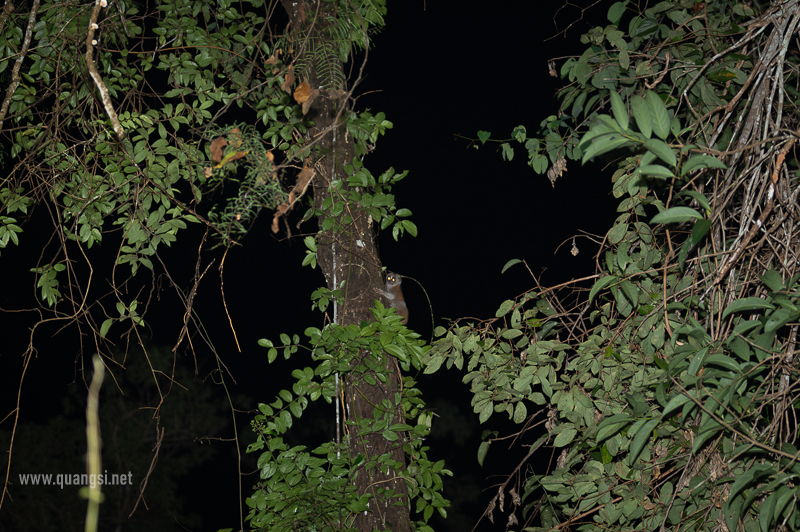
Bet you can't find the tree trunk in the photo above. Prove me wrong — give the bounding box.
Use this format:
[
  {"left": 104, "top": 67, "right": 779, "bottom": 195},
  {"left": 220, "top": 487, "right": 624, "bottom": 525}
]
[{"left": 280, "top": 2, "right": 411, "bottom": 531}]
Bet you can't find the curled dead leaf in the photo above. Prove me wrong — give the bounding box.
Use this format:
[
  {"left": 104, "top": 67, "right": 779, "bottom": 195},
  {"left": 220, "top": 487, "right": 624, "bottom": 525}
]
[
  {"left": 281, "top": 64, "right": 295, "bottom": 94},
  {"left": 265, "top": 50, "right": 280, "bottom": 66},
  {"left": 203, "top": 167, "right": 213, "bottom": 178},
  {"left": 547, "top": 157, "right": 568, "bottom": 187},
  {"left": 301, "top": 89, "right": 320, "bottom": 115},
  {"left": 272, "top": 203, "right": 290, "bottom": 233}
]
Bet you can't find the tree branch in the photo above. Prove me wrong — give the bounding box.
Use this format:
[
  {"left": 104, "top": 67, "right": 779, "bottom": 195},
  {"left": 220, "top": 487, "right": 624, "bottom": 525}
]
[
  {"left": 85, "top": 0, "right": 124, "bottom": 141},
  {"left": 0, "top": 0, "right": 40, "bottom": 131}
]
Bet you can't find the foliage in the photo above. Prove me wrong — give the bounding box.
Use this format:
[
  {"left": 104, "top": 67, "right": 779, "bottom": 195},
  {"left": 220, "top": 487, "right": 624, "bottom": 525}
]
[
  {"left": 246, "top": 304, "right": 449, "bottom": 531},
  {"left": 1, "top": 0, "right": 421, "bottom": 529},
  {"left": 441, "top": 0, "right": 800, "bottom": 530}
]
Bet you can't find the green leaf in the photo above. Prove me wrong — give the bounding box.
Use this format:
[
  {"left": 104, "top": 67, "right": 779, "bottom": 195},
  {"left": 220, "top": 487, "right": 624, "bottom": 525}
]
[
  {"left": 609, "top": 91, "right": 629, "bottom": 131},
  {"left": 722, "top": 297, "right": 775, "bottom": 319},
  {"left": 650, "top": 206, "right": 703, "bottom": 224},
  {"left": 513, "top": 402, "right": 527, "bottom": 423},
  {"left": 477, "top": 441, "right": 490, "bottom": 466},
  {"left": 679, "top": 190, "right": 712, "bottom": 215},
  {"left": 553, "top": 427, "right": 577, "bottom": 447},
  {"left": 691, "top": 219, "right": 711, "bottom": 246},
  {"left": 478, "top": 400, "right": 493, "bottom": 423},
  {"left": 645, "top": 91, "right": 670, "bottom": 139},
  {"left": 496, "top": 299, "right": 514, "bottom": 317},
  {"left": 725, "top": 465, "right": 775, "bottom": 532},
  {"left": 501, "top": 259, "right": 522, "bottom": 273},
  {"left": 589, "top": 275, "right": 616, "bottom": 303},
  {"left": 643, "top": 138, "right": 676, "bottom": 166},
  {"left": 631, "top": 95, "right": 652, "bottom": 138},
  {"left": 638, "top": 164, "right": 673, "bottom": 178},
  {"left": 581, "top": 130, "right": 633, "bottom": 163},
  {"left": 760, "top": 270, "right": 783, "bottom": 291},
  {"left": 596, "top": 414, "right": 633, "bottom": 442},
  {"left": 100, "top": 318, "right": 113, "bottom": 338},
  {"left": 607, "top": 1, "right": 627, "bottom": 25},
  {"left": 681, "top": 154, "right": 727, "bottom": 176},
  {"left": 662, "top": 391, "right": 695, "bottom": 418},
  {"left": 628, "top": 418, "right": 659, "bottom": 465},
  {"left": 477, "top": 130, "right": 491, "bottom": 144}
]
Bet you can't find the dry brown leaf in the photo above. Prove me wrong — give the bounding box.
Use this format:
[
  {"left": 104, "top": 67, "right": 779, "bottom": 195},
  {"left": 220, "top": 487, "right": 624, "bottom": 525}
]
[
  {"left": 548, "top": 60, "right": 557, "bottom": 77},
  {"left": 281, "top": 64, "right": 295, "bottom": 94},
  {"left": 203, "top": 167, "right": 213, "bottom": 178},
  {"left": 210, "top": 137, "right": 227, "bottom": 163},
  {"left": 301, "top": 89, "right": 319, "bottom": 115},
  {"left": 486, "top": 495, "right": 496, "bottom": 524},
  {"left": 547, "top": 156, "right": 568, "bottom": 187},
  {"left": 228, "top": 127, "right": 243, "bottom": 147},
  {"left": 272, "top": 203, "right": 290, "bottom": 233},
  {"left": 294, "top": 163, "right": 315, "bottom": 193},
  {"left": 294, "top": 80, "right": 310, "bottom": 103},
  {"left": 509, "top": 487, "right": 521, "bottom": 506}
]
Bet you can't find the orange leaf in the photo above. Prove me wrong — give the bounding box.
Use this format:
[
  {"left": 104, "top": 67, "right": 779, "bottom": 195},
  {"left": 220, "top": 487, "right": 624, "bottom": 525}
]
[
  {"left": 294, "top": 81, "right": 310, "bottom": 103},
  {"left": 210, "top": 137, "right": 227, "bottom": 163}
]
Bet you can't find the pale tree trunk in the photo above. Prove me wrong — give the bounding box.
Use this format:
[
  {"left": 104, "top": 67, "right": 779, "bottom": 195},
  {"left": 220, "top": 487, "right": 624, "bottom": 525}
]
[{"left": 280, "top": 2, "right": 412, "bottom": 531}]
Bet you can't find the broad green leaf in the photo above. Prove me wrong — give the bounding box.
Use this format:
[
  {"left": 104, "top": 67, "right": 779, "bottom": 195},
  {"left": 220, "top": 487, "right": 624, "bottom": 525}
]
[
  {"left": 596, "top": 414, "right": 633, "bottom": 441},
  {"left": 477, "top": 441, "right": 490, "bottom": 466},
  {"left": 643, "top": 138, "right": 676, "bottom": 166},
  {"left": 638, "top": 164, "right": 673, "bottom": 178},
  {"left": 650, "top": 206, "right": 703, "bottom": 224},
  {"left": 607, "top": 1, "right": 627, "bottom": 25},
  {"left": 477, "top": 130, "right": 490, "bottom": 144},
  {"left": 496, "top": 299, "right": 514, "bottom": 317},
  {"left": 589, "top": 275, "right": 616, "bottom": 303},
  {"left": 609, "top": 91, "right": 629, "bottom": 131},
  {"left": 645, "top": 91, "right": 670, "bottom": 139},
  {"left": 680, "top": 190, "right": 712, "bottom": 215},
  {"left": 722, "top": 297, "right": 775, "bottom": 319},
  {"left": 725, "top": 465, "right": 775, "bottom": 532},
  {"left": 628, "top": 418, "right": 659, "bottom": 465},
  {"left": 582, "top": 132, "right": 633, "bottom": 163},
  {"left": 760, "top": 270, "right": 783, "bottom": 291},
  {"left": 513, "top": 401, "right": 527, "bottom": 423},
  {"left": 100, "top": 318, "right": 112, "bottom": 338},
  {"left": 681, "top": 154, "right": 727, "bottom": 176},
  {"left": 662, "top": 391, "right": 695, "bottom": 418},
  {"left": 554, "top": 427, "right": 577, "bottom": 447},
  {"left": 691, "top": 218, "right": 711, "bottom": 246},
  {"left": 631, "top": 95, "right": 652, "bottom": 138}
]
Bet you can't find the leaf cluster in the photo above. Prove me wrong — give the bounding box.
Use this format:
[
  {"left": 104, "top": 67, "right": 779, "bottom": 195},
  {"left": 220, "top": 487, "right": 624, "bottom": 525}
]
[
  {"left": 247, "top": 304, "right": 450, "bottom": 531},
  {"left": 437, "top": 0, "right": 800, "bottom": 530}
]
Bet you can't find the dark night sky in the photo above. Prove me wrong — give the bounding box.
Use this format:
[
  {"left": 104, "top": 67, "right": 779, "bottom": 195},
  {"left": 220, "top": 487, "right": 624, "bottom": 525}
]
[{"left": 1, "top": 1, "right": 616, "bottom": 531}]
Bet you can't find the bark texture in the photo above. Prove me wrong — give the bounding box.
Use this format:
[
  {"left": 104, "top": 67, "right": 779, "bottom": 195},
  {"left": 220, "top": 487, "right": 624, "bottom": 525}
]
[{"left": 280, "top": 2, "right": 411, "bottom": 530}]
